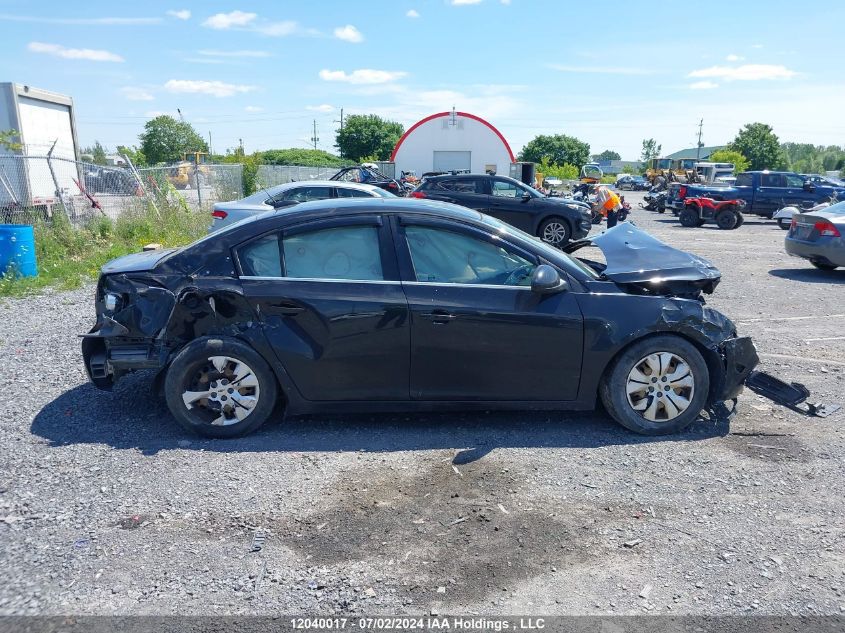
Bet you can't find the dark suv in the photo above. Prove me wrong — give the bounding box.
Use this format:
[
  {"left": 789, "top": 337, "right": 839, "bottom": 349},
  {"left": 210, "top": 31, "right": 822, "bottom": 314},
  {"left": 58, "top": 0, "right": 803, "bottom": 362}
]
[{"left": 411, "top": 174, "right": 592, "bottom": 246}]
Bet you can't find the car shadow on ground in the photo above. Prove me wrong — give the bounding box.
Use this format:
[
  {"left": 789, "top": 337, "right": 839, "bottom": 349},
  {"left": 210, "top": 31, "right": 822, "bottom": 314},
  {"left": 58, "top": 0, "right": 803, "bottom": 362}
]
[
  {"left": 769, "top": 267, "right": 845, "bottom": 284},
  {"left": 31, "top": 372, "right": 731, "bottom": 460},
  {"left": 649, "top": 217, "right": 779, "bottom": 229}
]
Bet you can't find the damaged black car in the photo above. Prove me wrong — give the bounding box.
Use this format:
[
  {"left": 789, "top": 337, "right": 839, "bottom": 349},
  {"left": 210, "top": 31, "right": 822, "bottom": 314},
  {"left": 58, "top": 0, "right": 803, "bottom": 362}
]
[{"left": 83, "top": 198, "right": 766, "bottom": 438}]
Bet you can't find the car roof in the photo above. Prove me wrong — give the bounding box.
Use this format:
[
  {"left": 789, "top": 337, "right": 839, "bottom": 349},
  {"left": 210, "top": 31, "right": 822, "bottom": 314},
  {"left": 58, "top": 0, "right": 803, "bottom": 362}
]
[
  {"left": 424, "top": 173, "right": 514, "bottom": 182},
  {"left": 266, "top": 180, "right": 381, "bottom": 191}
]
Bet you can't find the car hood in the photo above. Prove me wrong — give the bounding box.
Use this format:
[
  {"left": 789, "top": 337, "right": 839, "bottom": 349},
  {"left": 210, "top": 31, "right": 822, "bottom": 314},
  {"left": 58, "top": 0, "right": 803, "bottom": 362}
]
[
  {"left": 563, "top": 223, "right": 721, "bottom": 295},
  {"left": 101, "top": 248, "right": 179, "bottom": 274},
  {"left": 546, "top": 196, "right": 590, "bottom": 209}
]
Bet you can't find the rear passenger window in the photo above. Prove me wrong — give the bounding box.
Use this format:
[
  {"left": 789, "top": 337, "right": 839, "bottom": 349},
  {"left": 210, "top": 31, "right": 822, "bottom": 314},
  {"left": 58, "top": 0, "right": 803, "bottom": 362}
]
[
  {"left": 336, "top": 187, "right": 373, "bottom": 198},
  {"left": 761, "top": 174, "right": 785, "bottom": 187},
  {"left": 432, "top": 178, "right": 480, "bottom": 193},
  {"left": 734, "top": 173, "right": 753, "bottom": 187},
  {"left": 283, "top": 226, "right": 384, "bottom": 281},
  {"left": 239, "top": 233, "right": 282, "bottom": 277}
]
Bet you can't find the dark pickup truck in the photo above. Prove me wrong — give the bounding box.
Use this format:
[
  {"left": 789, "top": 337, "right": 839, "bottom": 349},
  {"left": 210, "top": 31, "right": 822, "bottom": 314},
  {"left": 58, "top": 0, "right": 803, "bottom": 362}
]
[{"left": 667, "top": 171, "right": 845, "bottom": 218}]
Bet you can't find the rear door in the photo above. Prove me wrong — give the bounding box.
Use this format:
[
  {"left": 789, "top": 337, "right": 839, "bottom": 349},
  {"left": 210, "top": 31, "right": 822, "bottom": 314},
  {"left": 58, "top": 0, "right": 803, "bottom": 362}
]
[
  {"left": 422, "top": 177, "right": 490, "bottom": 212},
  {"left": 236, "top": 215, "right": 410, "bottom": 401}
]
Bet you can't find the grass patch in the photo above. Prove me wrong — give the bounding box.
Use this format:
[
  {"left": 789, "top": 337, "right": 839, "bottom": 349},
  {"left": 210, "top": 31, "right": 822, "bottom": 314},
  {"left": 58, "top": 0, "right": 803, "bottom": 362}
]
[{"left": 0, "top": 202, "right": 208, "bottom": 297}]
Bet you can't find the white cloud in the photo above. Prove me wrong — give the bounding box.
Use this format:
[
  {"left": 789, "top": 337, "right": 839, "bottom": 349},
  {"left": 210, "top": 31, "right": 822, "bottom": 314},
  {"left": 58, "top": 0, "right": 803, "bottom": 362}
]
[
  {"left": 244, "top": 105, "right": 264, "bottom": 112},
  {"left": 548, "top": 64, "right": 653, "bottom": 75},
  {"left": 451, "top": 0, "right": 483, "bottom": 4},
  {"left": 688, "top": 64, "right": 796, "bottom": 81},
  {"left": 121, "top": 86, "right": 155, "bottom": 101},
  {"left": 198, "top": 49, "right": 271, "bottom": 58},
  {"left": 501, "top": 0, "right": 511, "bottom": 4},
  {"left": 202, "top": 10, "right": 256, "bottom": 29},
  {"left": 307, "top": 104, "right": 335, "bottom": 113},
  {"left": 751, "top": 44, "right": 764, "bottom": 49},
  {"left": 255, "top": 20, "right": 302, "bottom": 36},
  {"left": 164, "top": 79, "right": 256, "bottom": 97},
  {"left": 689, "top": 81, "right": 718, "bottom": 90},
  {"left": 319, "top": 69, "right": 407, "bottom": 84},
  {"left": 334, "top": 24, "right": 363, "bottom": 43},
  {"left": 406, "top": 9, "right": 420, "bottom": 17},
  {"left": 167, "top": 9, "right": 190, "bottom": 20},
  {"left": 0, "top": 14, "right": 160, "bottom": 25},
  {"left": 27, "top": 41, "right": 124, "bottom": 62},
  {"left": 725, "top": 54, "right": 744, "bottom": 62}
]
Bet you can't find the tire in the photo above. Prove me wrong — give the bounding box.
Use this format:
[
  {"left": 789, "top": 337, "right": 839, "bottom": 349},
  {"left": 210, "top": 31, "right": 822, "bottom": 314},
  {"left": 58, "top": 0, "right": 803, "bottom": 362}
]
[
  {"left": 734, "top": 212, "right": 745, "bottom": 228},
  {"left": 599, "top": 335, "right": 710, "bottom": 435},
  {"left": 715, "top": 209, "right": 739, "bottom": 230},
  {"left": 538, "top": 216, "right": 572, "bottom": 247},
  {"left": 679, "top": 207, "right": 700, "bottom": 227},
  {"left": 811, "top": 261, "right": 838, "bottom": 271},
  {"left": 164, "top": 336, "right": 278, "bottom": 438},
  {"left": 777, "top": 218, "right": 791, "bottom": 230}
]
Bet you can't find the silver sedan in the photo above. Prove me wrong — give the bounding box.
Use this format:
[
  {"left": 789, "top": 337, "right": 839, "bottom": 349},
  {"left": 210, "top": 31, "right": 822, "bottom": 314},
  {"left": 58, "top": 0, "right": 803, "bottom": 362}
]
[{"left": 209, "top": 180, "right": 396, "bottom": 232}]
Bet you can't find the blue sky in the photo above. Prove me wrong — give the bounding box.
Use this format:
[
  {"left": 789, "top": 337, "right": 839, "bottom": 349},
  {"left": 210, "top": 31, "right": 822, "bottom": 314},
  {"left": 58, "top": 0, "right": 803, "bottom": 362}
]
[{"left": 1, "top": 0, "right": 843, "bottom": 160}]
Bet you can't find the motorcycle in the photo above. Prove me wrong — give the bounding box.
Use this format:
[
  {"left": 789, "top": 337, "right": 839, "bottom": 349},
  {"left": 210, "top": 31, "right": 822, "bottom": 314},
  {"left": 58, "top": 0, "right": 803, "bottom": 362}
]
[
  {"left": 640, "top": 187, "right": 667, "bottom": 213},
  {"left": 772, "top": 192, "right": 839, "bottom": 230}
]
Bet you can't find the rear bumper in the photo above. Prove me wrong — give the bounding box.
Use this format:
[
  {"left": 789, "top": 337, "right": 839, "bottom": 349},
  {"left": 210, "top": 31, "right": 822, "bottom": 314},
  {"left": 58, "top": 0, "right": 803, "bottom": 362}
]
[
  {"left": 81, "top": 330, "right": 166, "bottom": 390},
  {"left": 784, "top": 237, "right": 845, "bottom": 266}
]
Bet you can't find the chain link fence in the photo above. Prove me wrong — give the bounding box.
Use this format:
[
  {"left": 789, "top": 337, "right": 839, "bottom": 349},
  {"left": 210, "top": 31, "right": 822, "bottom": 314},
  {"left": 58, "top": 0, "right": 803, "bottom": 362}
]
[
  {"left": 0, "top": 154, "right": 245, "bottom": 224},
  {"left": 256, "top": 165, "right": 341, "bottom": 188}
]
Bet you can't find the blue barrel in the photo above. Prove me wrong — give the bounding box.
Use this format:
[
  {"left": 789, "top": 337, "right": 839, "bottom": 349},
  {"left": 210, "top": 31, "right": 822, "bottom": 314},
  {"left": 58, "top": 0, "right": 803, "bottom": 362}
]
[{"left": 0, "top": 225, "right": 38, "bottom": 278}]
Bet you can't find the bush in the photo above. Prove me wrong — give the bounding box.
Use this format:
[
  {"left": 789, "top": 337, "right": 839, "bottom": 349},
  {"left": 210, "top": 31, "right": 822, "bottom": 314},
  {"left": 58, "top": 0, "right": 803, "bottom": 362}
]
[{"left": 0, "top": 200, "right": 208, "bottom": 297}]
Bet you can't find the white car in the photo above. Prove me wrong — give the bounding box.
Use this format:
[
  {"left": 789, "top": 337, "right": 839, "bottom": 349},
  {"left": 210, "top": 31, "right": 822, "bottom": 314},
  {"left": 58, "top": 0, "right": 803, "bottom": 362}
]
[
  {"left": 209, "top": 180, "right": 396, "bottom": 232},
  {"left": 773, "top": 195, "right": 839, "bottom": 230}
]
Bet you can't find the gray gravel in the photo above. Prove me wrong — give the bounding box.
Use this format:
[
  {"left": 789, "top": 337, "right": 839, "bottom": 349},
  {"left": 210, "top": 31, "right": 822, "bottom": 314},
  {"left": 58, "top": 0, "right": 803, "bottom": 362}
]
[{"left": 1, "top": 194, "right": 844, "bottom": 616}]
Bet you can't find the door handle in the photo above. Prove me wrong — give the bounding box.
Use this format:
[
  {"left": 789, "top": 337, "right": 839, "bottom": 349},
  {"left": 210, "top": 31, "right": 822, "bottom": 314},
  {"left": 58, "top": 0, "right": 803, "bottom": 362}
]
[
  {"left": 421, "top": 310, "right": 457, "bottom": 324},
  {"left": 267, "top": 300, "right": 305, "bottom": 316}
]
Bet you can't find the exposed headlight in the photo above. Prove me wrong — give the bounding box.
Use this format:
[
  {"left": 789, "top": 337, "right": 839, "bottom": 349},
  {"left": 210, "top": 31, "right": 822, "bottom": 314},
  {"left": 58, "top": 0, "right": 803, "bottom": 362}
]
[{"left": 104, "top": 293, "right": 120, "bottom": 312}]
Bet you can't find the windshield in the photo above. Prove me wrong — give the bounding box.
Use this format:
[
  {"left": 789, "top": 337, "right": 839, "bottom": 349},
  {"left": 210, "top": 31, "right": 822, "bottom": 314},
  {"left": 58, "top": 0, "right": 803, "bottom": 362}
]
[{"left": 479, "top": 214, "right": 599, "bottom": 279}]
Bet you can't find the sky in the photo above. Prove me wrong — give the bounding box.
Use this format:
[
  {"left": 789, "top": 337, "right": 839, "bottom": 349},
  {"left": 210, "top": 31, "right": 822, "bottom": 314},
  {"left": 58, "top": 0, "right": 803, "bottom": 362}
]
[{"left": 0, "top": 0, "right": 843, "bottom": 161}]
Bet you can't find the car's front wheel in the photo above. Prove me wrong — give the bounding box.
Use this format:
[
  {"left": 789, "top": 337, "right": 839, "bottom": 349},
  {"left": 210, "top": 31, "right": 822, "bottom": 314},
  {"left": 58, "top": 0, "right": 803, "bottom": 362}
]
[
  {"left": 777, "top": 218, "right": 791, "bottom": 230},
  {"left": 538, "top": 217, "right": 571, "bottom": 247},
  {"left": 600, "top": 335, "right": 710, "bottom": 435},
  {"left": 164, "top": 337, "right": 278, "bottom": 438}
]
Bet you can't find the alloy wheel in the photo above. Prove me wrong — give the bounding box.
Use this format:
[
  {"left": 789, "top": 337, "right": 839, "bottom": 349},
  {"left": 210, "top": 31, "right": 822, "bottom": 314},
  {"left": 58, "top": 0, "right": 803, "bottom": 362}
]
[
  {"left": 542, "top": 221, "right": 568, "bottom": 245},
  {"left": 625, "top": 352, "right": 695, "bottom": 422},
  {"left": 181, "top": 356, "right": 260, "bottom": 426}
]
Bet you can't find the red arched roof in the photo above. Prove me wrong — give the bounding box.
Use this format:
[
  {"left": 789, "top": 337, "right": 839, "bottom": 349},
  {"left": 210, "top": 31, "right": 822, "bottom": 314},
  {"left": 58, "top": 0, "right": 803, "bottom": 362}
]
[{"left": 390, "top": 111, "right": 515, "bottom": 163}]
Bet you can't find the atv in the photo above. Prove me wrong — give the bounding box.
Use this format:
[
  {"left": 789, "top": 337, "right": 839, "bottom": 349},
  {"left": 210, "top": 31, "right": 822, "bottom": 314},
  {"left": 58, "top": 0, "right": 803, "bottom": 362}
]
[{"left": 679, "top": 197, "right": 746, "bottom": 230}]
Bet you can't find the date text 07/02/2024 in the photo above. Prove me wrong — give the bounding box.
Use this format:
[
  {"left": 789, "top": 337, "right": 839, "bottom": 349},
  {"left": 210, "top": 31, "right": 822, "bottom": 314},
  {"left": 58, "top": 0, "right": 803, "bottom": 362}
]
[{"left": 289, "top": 617, "right": 547, "bottom": 630}]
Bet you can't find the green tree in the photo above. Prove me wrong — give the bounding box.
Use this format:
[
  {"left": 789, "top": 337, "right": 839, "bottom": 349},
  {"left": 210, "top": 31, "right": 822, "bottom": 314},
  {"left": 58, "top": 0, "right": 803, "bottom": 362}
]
[
  {"left": 139, "top": 115, "right": 208, "bottom": 165},
  {"left": 259, "top": 148, "right": 347, "bottom": 167},
  {"left": 335, "top": 114, "right": 404, "bottom": 162},
  {"left": 116, "top": 144, "right": 147, "bottom": 167},
  {"left": 0, "top": 129, "right": 22, "bottom": 152},
  {"left": 537, "top": 157, "right": 579, "bottom": 181},
  {"left": 708, "top": 149, "right": 750, "bottom": 174},
  {"left": 83, "top": 141, "right": 108, "bottom": 165},
  {"left": 640, "top": 138, "right": 661, "bottom": 162},
  {"left": 727, "top": 123, "right": 784, "bottom": 171},
  {"left": 519, "top": 134, "right": 590, "bottom": 167},
  {"left": 594, "top": 149, "right": 621, "bottom": 161}
]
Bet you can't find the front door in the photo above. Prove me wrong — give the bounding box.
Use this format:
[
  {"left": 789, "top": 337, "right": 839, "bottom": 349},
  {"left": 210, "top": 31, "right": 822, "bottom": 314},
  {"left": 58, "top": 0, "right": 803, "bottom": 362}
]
[
  {"left": 393, "top": 217, "right": 584, "bottom": 401},
  {"left": 236, "top": 216, "right": 410, "bottom": 401},
  {"left": 487, "top": 177, "right": 536, "bottom": 233}
]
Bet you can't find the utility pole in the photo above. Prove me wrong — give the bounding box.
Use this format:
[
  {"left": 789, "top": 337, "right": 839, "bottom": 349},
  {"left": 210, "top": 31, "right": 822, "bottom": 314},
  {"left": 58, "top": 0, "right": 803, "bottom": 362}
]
[
  {"left": 696, "top": 119, "right": 704, "bottom": 159},
  {"left": 208, "top": 131, "right": 212, "bottom": 155},
  {"left": 334, "top": 108, "right": 344, "bottom": 157},
  {"left": 311, "top": 120, "right": 319, "bottom": 150},
  {"left": 239, "top": 138, "right": 244, "bottom": 155}
]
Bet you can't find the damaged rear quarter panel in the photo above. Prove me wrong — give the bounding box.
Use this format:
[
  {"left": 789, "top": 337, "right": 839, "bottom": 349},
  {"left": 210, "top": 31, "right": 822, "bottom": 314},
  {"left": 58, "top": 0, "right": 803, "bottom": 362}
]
[{"left": 574, "top": 285, "right": 737, "bottom": 405}]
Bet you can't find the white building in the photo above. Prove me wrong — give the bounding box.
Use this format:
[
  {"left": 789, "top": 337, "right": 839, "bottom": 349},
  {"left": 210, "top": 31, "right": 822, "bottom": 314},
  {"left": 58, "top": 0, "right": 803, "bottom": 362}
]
[{"left": 391, "top": 109, "right": 515, "bottom": 177}]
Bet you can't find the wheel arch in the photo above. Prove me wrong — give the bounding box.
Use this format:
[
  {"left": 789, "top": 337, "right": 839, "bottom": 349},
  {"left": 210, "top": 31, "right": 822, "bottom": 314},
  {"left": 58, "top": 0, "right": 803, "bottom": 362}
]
[{"left": 597, "top": 330, "right": 725, "bottom": 406}]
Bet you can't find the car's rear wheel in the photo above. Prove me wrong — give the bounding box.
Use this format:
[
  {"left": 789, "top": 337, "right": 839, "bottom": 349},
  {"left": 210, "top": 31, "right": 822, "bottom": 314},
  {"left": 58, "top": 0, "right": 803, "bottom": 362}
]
[
  {"left": 777, "top": 218, "right": 791, "bottom": 230},
  {"left": 600, "top": 335, "right": 709, "bottom": 435},
  {"left": 734, "top": 212, "right": 745, "bottom": 228},
  {"left": 715, "top": 209, "right": 739, "bottom": 230},
  {"left": 165, "top": 337, "right": 278, "bottom": 438},
  {"left": 678, "top": 207, "right": 700, "bottom": 227},
  {"left": 811, "top": 260, "right": 838, "bottom": 271},
  {"left": 538, "top": 217, "right": 572, "bottom": 247}
]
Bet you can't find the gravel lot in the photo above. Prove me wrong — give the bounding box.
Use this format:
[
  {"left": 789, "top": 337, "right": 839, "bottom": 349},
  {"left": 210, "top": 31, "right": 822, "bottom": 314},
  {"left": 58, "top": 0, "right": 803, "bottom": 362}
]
[{"left": 1, "top": 192, "right": 843, "bottom": 617}]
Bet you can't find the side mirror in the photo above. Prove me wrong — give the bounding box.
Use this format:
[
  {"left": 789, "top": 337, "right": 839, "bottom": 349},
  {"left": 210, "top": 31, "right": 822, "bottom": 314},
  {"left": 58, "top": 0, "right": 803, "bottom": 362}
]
[
  {"left": 530, "top": 264, "right": 568, "bottom": 294},
  {"left": 803, "top": 181, "right": 815, "bottom": 192},
  {"left": 521, "top": 192, "right": 532, "bottom": 202}
]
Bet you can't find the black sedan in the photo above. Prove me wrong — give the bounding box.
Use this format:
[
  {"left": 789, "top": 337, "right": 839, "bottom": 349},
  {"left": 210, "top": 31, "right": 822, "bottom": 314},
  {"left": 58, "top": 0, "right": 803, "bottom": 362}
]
[{"left": 83, "top": 198, "right": 762, "bottom": 438}]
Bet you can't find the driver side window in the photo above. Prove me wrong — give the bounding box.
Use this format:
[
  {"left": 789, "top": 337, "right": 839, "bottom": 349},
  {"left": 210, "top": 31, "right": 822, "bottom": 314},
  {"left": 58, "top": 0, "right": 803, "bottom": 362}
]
[
  {"left": 491, "top": 179, "right": 521, "bottom": 198},
  {"left": 404, "top": 226, "right": 535, "bottom": 286}
]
